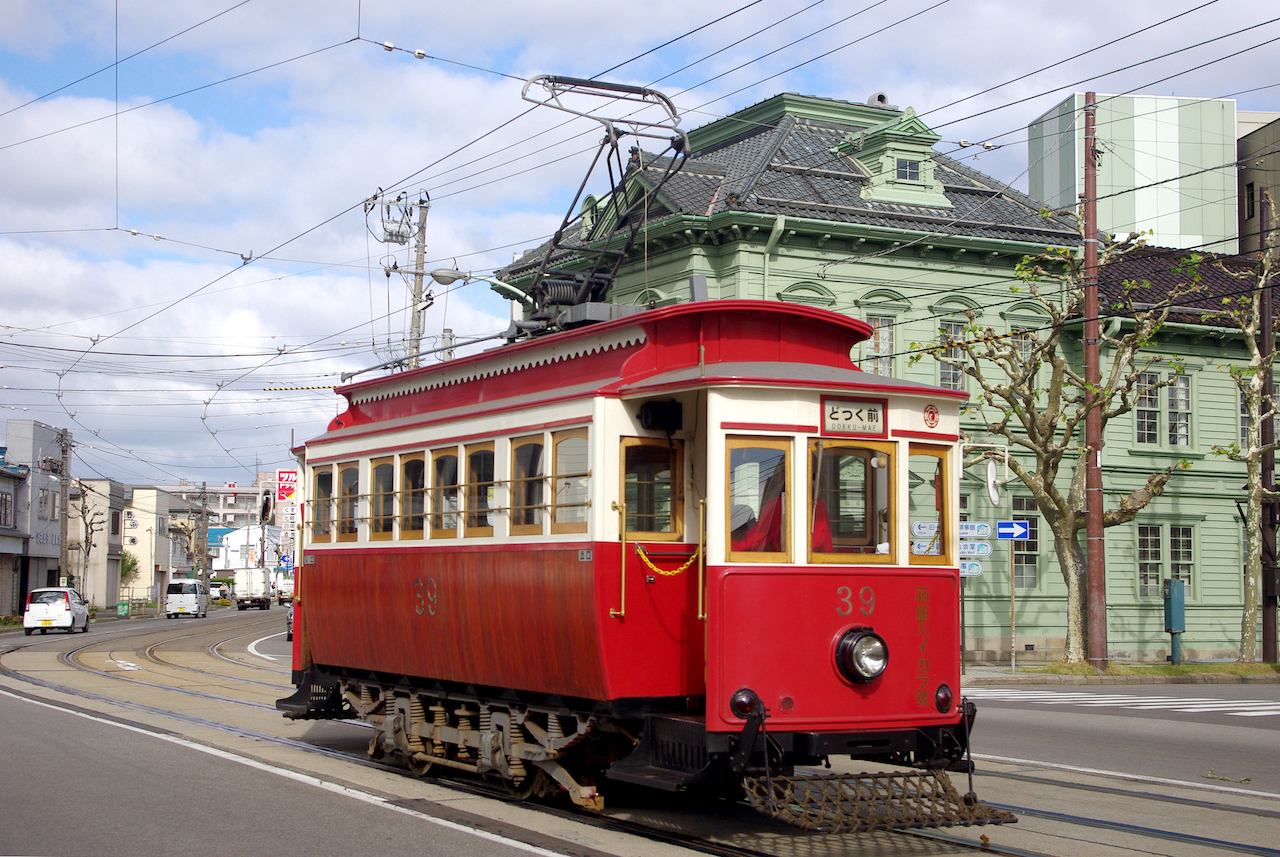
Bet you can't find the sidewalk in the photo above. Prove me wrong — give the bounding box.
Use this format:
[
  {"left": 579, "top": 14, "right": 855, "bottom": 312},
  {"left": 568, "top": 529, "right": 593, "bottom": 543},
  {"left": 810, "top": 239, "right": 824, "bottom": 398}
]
[{"left": 961, "top": 663, "right": 1280, "bottom": 685}]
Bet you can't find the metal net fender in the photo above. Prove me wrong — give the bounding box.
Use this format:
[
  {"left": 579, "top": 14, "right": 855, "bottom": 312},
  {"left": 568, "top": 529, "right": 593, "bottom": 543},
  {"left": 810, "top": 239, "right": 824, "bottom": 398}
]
[{"left": 743, "top": 770, "right": 1017, "bottom": 834}]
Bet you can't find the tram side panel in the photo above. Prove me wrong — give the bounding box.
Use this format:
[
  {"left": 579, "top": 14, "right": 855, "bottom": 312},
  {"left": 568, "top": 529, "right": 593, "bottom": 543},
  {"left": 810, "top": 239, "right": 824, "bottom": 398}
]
[{"left": 305, "top": 545, "right": 610, "bottom": 701}]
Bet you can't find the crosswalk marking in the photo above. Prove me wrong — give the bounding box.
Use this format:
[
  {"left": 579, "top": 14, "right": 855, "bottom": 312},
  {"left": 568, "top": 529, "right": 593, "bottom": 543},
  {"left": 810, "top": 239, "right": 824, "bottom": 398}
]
[{"left": 963, "top": 688, "right": 1280, "bottom": 718}]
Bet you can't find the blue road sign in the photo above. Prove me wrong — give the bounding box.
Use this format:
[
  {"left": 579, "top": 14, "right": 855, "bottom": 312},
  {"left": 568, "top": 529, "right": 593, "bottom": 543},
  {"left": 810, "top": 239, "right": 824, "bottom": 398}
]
[{"left": 996, "top": 520, "right": 1029, "bottom": 540}]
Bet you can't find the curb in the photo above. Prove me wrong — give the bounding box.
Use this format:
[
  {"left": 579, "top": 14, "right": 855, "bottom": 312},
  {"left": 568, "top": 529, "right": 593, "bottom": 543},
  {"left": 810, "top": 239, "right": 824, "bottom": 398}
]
[{"left": 962, "top": 672, "right": 1280, "bottom": 686}]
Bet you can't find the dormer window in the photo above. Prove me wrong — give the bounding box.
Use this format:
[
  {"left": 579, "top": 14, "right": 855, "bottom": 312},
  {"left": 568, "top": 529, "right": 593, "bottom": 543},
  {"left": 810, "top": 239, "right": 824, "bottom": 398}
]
[{"left": 896, "top": 159, "right": 920, "bottom": 181}]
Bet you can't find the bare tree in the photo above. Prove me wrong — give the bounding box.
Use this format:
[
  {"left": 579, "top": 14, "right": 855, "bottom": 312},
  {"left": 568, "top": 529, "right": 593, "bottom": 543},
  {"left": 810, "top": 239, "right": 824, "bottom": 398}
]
[
  {"left": 1200, "top": 239, "right": 1279, "bottom": 661},
  {"left": 918, "top": 232, "right": 1202, "bottom": 662},
  {"left": 72, "top": 481, "right": 104, "bottom": 600}
]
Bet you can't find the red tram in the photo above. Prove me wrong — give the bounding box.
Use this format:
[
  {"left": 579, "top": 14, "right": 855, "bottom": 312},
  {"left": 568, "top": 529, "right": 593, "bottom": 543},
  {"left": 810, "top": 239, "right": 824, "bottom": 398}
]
[{"left": 280, "top": 298, "right": 995, "bottom": 826}]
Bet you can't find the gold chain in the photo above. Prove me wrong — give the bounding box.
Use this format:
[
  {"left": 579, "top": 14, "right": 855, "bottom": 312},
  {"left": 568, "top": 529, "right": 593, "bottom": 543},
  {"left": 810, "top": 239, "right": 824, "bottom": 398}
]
[{"left": 635, "top": 546, "right": 699, "bottom": 576}]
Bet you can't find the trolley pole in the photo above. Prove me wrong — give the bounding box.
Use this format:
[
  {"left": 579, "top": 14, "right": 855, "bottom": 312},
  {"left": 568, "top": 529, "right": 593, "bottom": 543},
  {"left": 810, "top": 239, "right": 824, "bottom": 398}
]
[{"left": 1083, "top": 93, "right": 1108, "bottom": 669}]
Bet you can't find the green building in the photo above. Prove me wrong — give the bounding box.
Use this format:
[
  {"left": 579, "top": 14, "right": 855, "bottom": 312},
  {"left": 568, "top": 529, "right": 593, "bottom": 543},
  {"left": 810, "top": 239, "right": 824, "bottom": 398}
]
[{"left": 502, "top": 92, "right": 1268, "bottom": 663}]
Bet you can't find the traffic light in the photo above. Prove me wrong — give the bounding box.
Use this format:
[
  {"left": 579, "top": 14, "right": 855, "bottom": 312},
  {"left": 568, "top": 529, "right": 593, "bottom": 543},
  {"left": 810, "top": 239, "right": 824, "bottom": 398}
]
[{"left": 260, "top": 489, "right": 273, "bottom": 523}]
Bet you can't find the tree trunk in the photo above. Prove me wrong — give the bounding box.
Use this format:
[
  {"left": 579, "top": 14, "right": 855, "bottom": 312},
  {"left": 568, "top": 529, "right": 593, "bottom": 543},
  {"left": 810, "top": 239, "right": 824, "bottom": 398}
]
[
  {"left": 1052, "top": 526, "right": 1089, "bottom": 663},
  {"left": 1241, "top": 458, "right": 1262, "bottom": 662}
]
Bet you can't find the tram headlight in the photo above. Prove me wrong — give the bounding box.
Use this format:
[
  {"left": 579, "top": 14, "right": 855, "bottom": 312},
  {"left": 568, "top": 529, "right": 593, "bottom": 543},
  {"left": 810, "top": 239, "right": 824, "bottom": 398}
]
[{"left": 835, "top": 628, "right": 888, "bottom": 683}]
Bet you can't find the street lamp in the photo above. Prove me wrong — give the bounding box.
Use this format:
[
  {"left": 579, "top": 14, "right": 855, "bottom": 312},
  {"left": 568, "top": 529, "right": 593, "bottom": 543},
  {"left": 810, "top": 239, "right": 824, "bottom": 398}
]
[{"left": 430, "top": 269, "right": 534, "bottom": 307}]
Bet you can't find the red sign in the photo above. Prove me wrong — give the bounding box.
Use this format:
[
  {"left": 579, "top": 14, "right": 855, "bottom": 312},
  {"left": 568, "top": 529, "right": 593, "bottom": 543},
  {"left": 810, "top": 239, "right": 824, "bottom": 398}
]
[{"left": 277, "top": 470, "right": 298, "bottom": 502}]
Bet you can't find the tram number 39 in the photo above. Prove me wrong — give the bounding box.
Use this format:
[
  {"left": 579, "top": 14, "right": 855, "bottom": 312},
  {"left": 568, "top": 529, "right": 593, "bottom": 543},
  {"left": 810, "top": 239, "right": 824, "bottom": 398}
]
[
  {"left": 414, "top": 577, "right": 438, "bottom": 617},
  {"left": 837, "top": 585, "right": 875, "bottom": 617}
]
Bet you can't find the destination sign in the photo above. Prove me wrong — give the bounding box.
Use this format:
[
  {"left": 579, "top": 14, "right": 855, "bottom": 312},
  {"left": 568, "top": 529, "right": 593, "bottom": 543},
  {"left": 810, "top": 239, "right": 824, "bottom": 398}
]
[{"left": 823, "top": 399, "right": 886, "bottom": 436}]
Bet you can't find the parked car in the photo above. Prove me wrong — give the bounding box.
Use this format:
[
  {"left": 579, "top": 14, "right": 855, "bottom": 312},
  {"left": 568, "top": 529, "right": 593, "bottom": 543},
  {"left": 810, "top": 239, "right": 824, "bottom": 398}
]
[
  {"left": 286, "top": 603, "right": 294, "bottom": 642},
  {"left": 23, "top": 588, "right": 90, "bottom": 635}
]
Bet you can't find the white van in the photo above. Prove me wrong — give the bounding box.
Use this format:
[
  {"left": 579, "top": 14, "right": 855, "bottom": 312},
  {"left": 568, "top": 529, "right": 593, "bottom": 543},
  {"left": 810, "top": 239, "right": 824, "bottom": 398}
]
[{"left": 165, "top": 580, "right": 208, "bottom": 618}]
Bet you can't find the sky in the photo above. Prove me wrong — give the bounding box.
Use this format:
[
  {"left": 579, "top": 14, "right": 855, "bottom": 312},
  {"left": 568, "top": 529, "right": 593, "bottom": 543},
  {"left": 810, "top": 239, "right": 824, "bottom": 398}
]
[{"left": 1, "top": 0, "right": 1278, "bottom": 488}]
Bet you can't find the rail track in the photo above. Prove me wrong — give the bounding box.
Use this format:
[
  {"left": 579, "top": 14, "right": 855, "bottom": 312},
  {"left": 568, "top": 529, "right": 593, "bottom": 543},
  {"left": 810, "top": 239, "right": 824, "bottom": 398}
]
[{"left": 2, "top": 613, "right": 1277, "bottom": 857}]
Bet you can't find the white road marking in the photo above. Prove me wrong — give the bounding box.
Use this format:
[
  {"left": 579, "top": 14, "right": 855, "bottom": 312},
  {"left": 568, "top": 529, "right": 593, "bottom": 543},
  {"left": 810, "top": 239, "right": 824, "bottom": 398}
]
[
  {"left": 972, "top": 752, "right": 1279, "bottom": 801},
  {"left": 965, "top": 687, "right": 1280, "bottom": 717},
  {"left": 111, "top": 660, "right": 139, "bottom": 671},
  {"left": 0, "top": 688, "right": 572, "bottom": 857},
  {"left": 246, "top": 633, "right": 286, "bottom": 662}
]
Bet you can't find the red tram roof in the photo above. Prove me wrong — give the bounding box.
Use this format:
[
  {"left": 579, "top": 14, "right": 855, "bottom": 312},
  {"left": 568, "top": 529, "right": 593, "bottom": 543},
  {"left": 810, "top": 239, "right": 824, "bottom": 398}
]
[{"left": 316, "top": 300, "right": 964, "bottom": 439}]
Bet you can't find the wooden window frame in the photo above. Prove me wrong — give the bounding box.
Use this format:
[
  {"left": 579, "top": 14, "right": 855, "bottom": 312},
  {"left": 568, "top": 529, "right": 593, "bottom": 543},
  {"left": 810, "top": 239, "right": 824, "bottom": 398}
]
[
  {"left": 337, "top": 461, "right": 359, "bottom": 543},
  {"left": 807, "top": 438, "right": 896, "bottom": 565},
  {"left": 906, "top": 443, "right": 948, "bottom": 566},
  {"left": 510, "top": 435, "right": 545, "bottom": 536},
  {"left": 620, "top": 437, "right": 683, "bottom": 541},
  {"left": 551, "top": 428, "right": 590, "bottom": 535},
  {"left": 399, "top": 453, "right": 426, "bottom": 540},
  {"left": 311, "top": 465, "right": 333, "bottom": 543},
  {"left": 370, "top": 456, "right": 395, "bottom": 541},
  {"left": 430, "top": 447, "right": 459, "bottom": 539},
  {"left": 726, "top": 436, "right": 791, "bottom": 563},
  {"left": 464, "top": 441, "right": 496, "bottom": 538}
]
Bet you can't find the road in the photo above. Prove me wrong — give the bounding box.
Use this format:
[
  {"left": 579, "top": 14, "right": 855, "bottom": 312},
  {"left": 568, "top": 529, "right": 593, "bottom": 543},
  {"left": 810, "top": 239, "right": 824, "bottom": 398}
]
[
  {"left": 1, "top": 611, "right": 1278, "bottom": 857},
  {"left": 965, "top": 683, "right": 1280, "bottom": 793}
]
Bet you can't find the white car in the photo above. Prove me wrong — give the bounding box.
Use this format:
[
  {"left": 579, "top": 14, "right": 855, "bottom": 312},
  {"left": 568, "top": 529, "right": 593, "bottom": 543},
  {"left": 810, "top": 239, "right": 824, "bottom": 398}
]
[{"left": 23, "top": 588, "right": 90, "bottom": 636}]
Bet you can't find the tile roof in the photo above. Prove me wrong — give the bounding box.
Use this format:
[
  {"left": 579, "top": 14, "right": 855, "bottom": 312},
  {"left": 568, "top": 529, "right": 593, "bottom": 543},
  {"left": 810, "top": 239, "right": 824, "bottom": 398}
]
[
  {"left": 500, "top": 94, "right": 1080, "bottom": 280},
  {"left": 1097, "top": 246, "right": 1272, "bottom": 326}
]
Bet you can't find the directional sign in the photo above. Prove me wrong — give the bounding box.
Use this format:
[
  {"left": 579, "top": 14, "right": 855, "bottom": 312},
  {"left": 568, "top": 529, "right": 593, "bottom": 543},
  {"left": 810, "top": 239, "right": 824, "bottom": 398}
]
[
  {"left": 959, "top": 521, "right": 992, "bottom": 539},
  {"left": 911, "top": 521, "right": 939, "bottom": 538},
  {"left": 960, "top": 560, "right": 983, "bottom": 577},
  {"left": 996, "top": 520, "right": 1030, "bottom": 540},
  {"left": 959, "top": 541, "right": 992, "bottom": 558},
  {"left": 911, "top": 540, "right": 942, "bottom": 556}
]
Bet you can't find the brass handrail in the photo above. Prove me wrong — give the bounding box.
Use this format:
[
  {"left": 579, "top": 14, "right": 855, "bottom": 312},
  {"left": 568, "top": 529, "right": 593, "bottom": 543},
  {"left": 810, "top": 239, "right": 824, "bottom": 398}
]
[{"left": 609, "top": 501, "right": 626, "bottom": 619}]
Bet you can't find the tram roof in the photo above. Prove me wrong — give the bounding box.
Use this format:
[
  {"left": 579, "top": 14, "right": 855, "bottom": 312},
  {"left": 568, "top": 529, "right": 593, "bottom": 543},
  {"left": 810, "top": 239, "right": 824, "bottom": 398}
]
[{"left": 312, "top": 301, "right": 964, "bottom": 443}]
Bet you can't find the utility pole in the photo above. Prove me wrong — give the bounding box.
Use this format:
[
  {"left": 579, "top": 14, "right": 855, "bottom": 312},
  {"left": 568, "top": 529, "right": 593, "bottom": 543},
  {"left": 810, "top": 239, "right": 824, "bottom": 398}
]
[
  {"left": 1261, "top": 191, "right": 1278, "bottom": 664},
  {"left": 198, "top": 482, "right": 208, "bottom": 590},
  {"left": 408, "top": 197, "right": 429, "bottom": 369},
  {"left": 58, "top": 428, "right": 71, "bottom": 589},
  {"left": 1083, "top": 93, "right": 1108, "bottom": 669}
]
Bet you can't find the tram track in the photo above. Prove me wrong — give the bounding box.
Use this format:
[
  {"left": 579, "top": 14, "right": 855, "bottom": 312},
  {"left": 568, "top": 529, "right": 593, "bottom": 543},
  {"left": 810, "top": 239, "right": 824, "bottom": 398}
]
[{"left": 4, "top": 620, "right": 1278, "bottom": 857}]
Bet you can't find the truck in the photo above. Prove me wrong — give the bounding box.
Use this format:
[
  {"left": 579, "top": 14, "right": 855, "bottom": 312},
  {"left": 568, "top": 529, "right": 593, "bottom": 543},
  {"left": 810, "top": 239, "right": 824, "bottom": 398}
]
[{"left": 233, "top": 567, "right": 276, "bottom": 611}]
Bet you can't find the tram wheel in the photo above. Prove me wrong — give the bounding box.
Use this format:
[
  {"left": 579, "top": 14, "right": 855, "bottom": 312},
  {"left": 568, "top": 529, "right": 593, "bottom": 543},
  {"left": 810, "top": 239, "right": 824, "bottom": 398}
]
[
  {"left": 502, "top": 767, "right": 549, "bottom": 801},
  {"left": 406, "top": 753, "right": 438, "bottom": 778}
]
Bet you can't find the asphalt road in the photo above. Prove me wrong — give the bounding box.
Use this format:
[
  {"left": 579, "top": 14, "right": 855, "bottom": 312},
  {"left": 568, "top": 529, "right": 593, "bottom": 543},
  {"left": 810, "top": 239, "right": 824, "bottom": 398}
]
[{"left": 965, "top": 683, "right": 1280, "bottom": 796}]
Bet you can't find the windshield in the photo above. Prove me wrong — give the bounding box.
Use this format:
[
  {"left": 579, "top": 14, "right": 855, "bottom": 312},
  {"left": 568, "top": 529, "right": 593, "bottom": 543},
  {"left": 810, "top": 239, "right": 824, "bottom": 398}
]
[
  {"left": 30, "top": 590, "right": 67, "bottom": 605},
  {"left": 166, "top": 582, "right": 197, "bottom": 595}
]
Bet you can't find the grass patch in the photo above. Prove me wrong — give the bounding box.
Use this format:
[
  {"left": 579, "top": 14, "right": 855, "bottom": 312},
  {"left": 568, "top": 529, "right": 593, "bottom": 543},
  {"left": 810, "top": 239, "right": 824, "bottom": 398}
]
[{"left": 1021, "top": 661, "right": 1280, "bottom": 677}]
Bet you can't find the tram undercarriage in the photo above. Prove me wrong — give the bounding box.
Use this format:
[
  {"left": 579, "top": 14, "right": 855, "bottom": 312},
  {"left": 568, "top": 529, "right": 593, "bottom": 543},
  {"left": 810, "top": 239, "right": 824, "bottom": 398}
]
[{"left": 278, "top": 667, "right": 1016, "bottom": 832}]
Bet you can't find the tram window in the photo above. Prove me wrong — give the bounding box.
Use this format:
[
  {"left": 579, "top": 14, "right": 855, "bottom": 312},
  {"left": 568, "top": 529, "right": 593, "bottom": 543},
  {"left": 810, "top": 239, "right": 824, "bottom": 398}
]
[
  {"left": 908, "top": 445, "right": 950, "bottom": 565},
  {"left": 337, "top": 461, "right": 359, "bottom": 542},
  {"left": 312, "top": 467, "right": 333, "bottom": 543},
  {"left": 431, "top": 449, "right": 459, "bottom": 539},
  {"left": 622, "top": 438, "right": 682, "bottom": 539},
  {"left": 808, "top": 439, "right": 894, "bottom": 563},
  {"left": 400, "top": 454, "right": 425, "bottom": 539},
  {"left": 371, "top": 457, "right": 394, "bottom": 541},
  {"left": 727, "top": 437, "right": 790, "bottom": 561},
  {"left": 465, "top": 442, "right": 495, "bottom": 537},
  {"left": 552, "top": 429, "right": 589, "bottom": 534},
  {"left": 511, "top": 436, "right": 544, "bottom": 536}
]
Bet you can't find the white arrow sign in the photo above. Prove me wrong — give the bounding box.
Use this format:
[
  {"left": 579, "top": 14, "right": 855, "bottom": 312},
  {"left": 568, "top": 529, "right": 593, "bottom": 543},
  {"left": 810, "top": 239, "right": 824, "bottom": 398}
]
[{"left": 996, "top": 520, "right": 1030, "bottom": 540}]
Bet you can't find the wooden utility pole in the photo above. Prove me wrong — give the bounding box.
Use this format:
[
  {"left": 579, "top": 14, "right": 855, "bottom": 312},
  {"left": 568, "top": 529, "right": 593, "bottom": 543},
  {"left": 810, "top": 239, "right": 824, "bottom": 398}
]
[{"left": 1083, "top": 93, "right": 1108, "bottom": 669}]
